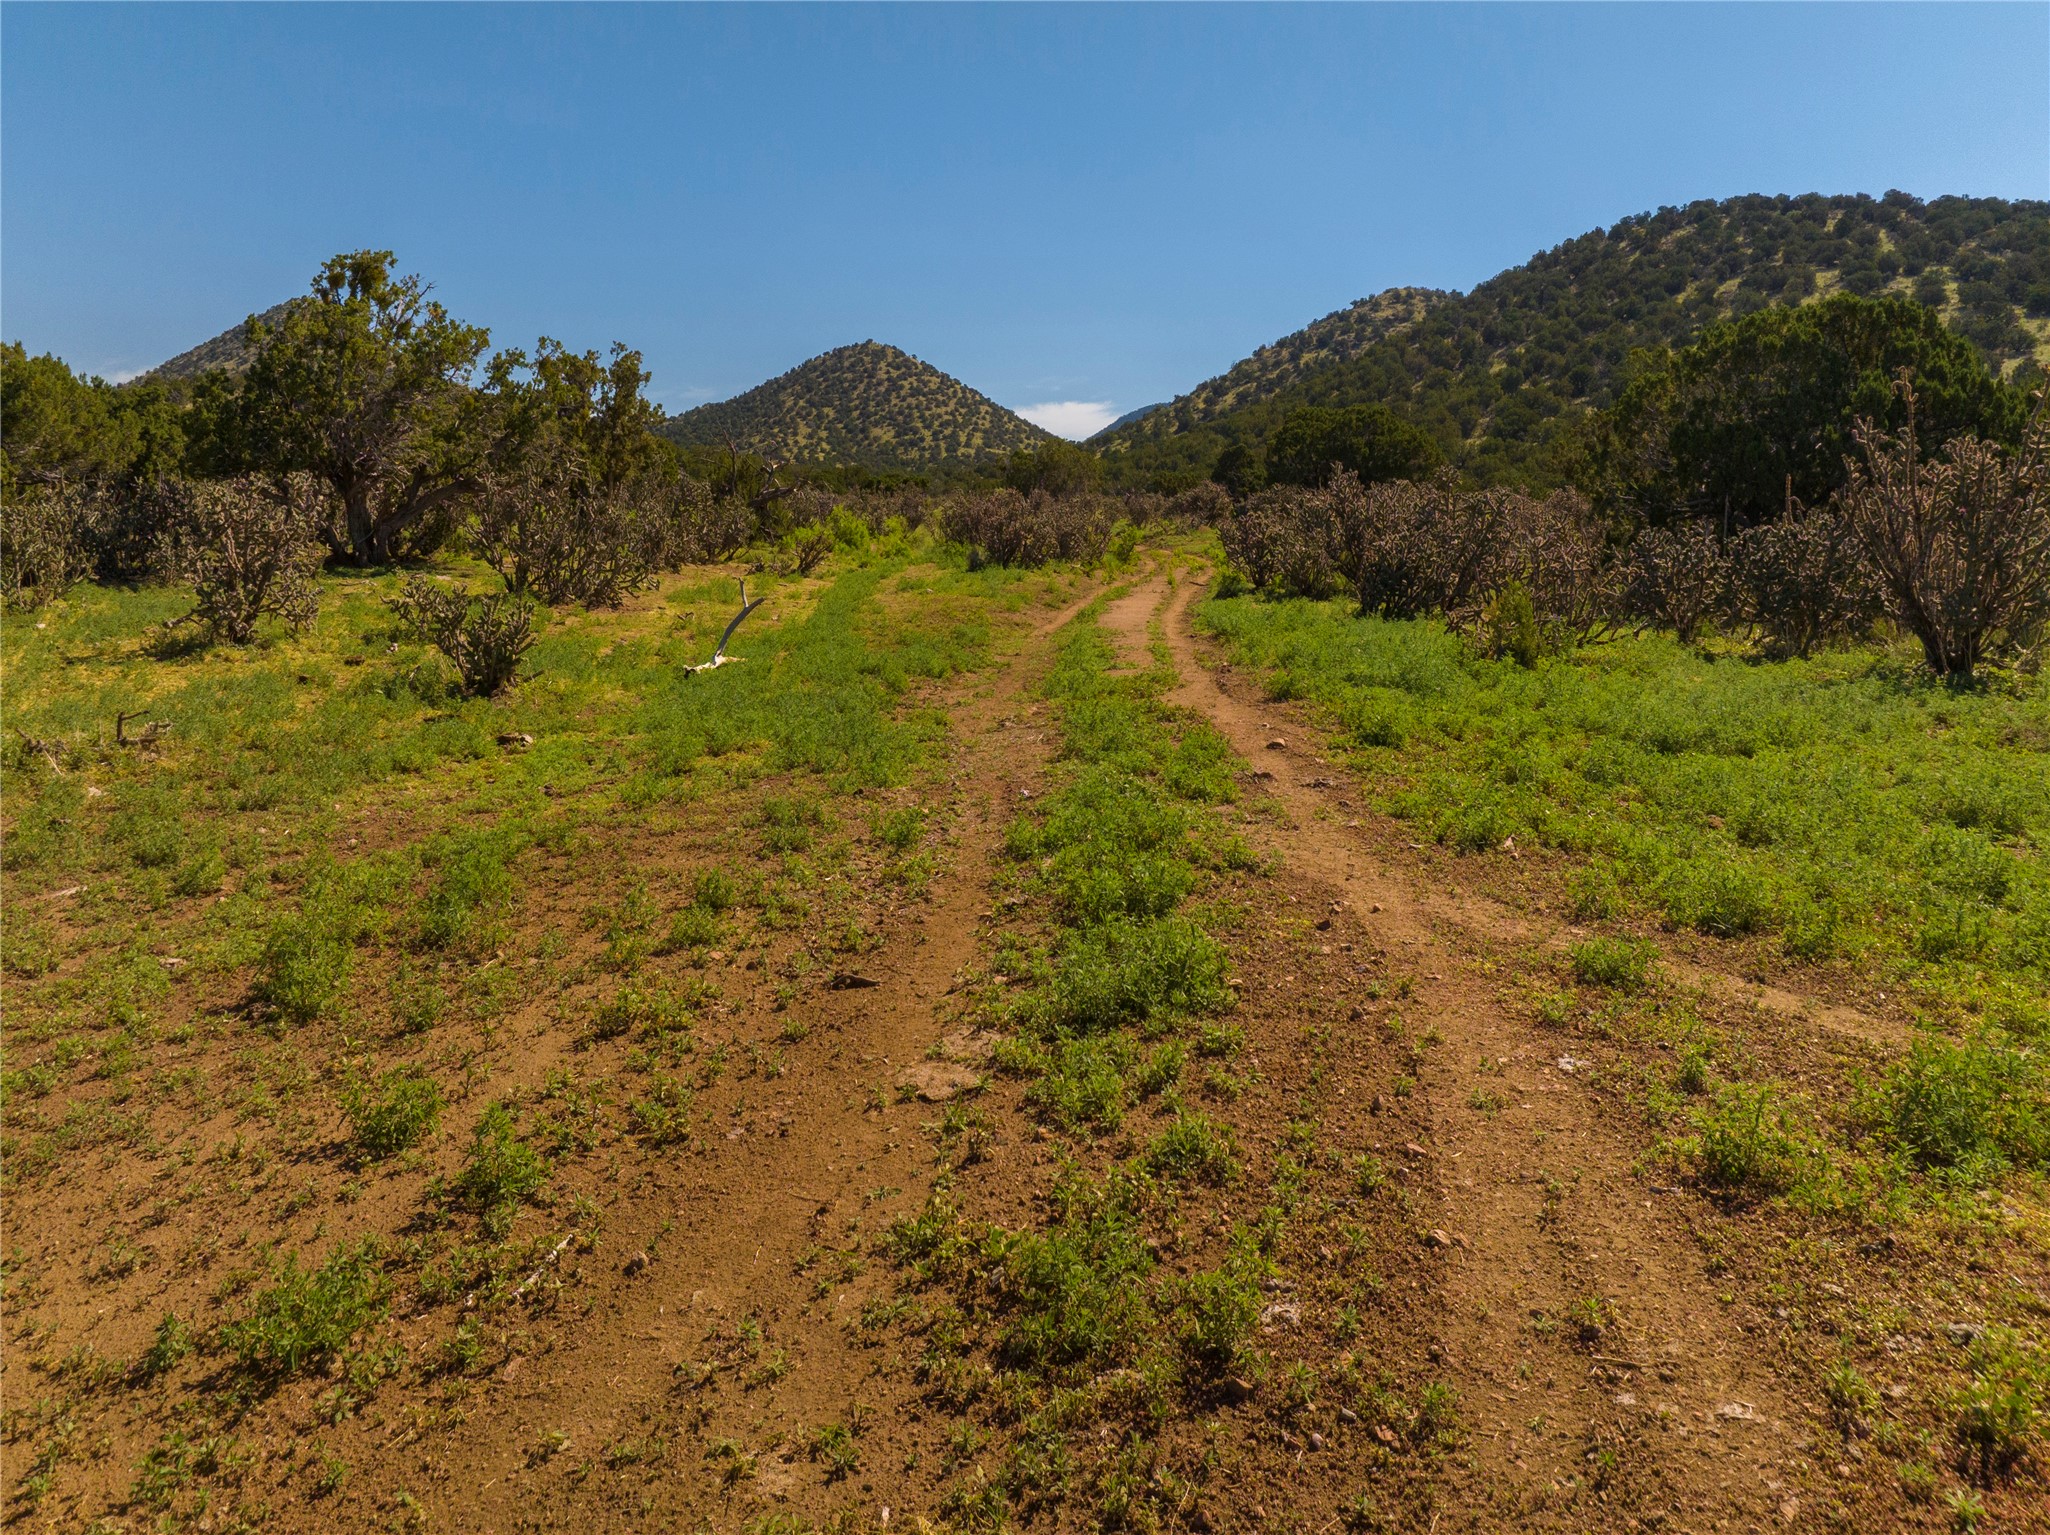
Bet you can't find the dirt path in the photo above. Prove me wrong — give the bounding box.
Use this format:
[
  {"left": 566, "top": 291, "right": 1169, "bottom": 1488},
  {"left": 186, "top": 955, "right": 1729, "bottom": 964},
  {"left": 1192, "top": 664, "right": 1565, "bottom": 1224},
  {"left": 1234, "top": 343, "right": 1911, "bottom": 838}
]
[
  {"left": 412, "top": 599, "right": 1108, "bottom": 1532},
  {"left": 1127, "top": 564, "right": 1828, "bottom": 1531}
]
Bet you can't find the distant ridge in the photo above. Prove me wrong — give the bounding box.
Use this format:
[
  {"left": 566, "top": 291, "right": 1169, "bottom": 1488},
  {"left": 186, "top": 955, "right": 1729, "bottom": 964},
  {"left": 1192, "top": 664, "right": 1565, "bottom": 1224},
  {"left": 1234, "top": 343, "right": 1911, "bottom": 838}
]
[
  {"left": 1093, "top": 402, "right": 1169, "bottom": 438},
  {"left": 659, "top": 340, "right": 1051, "bottom": 466},
  {"left": 1105, "top": 286, "right": 1447, "bottom": 446},
  {"left": 144, "top": 301, "right": 298, "bottom": 381},
  {"left": 1099, "top": 192, "right": 2050, "bottom": 484}
]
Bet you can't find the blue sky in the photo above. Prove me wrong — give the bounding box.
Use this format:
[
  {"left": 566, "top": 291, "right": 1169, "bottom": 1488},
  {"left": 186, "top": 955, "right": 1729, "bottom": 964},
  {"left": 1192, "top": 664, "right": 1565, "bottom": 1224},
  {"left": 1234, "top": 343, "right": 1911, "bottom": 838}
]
[{"left": 5, "top": 4, "right": 2045, "bottom": 436}]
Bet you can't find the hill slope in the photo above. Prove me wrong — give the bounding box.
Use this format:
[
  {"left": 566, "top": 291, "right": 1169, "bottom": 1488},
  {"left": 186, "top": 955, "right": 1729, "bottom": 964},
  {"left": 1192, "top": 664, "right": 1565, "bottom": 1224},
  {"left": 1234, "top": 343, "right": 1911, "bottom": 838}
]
[
  {"left": 145, "top": 301, "right": 297, "bottom": 381},
  {"left": 660, "top": 340, "right": 1050, "bottom": 465},
  {"left": 1100, "top": 192, "right": 2050, "bottom": 484}
]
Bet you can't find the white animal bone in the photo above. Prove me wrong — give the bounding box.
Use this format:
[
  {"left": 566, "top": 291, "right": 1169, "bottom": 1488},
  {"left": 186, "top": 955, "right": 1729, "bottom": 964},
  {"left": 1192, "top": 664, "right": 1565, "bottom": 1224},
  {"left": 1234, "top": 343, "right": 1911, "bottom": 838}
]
[{"left": 682, "top": 580, "right": 767, "bottom": 674}]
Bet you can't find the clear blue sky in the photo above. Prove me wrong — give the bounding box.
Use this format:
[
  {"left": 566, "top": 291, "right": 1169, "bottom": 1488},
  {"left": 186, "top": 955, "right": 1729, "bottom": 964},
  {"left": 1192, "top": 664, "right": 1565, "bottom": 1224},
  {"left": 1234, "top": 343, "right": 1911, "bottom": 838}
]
[{"left": 5, "top": 4, "right": 2045, "bottom": 435}]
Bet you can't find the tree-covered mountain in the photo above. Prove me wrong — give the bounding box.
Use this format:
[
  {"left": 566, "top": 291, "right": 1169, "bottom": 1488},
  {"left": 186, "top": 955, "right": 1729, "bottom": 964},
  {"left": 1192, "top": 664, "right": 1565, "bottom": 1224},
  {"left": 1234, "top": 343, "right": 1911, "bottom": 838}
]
[
  {"left": 1098, "top": 193, "right": 2050, "bottom": 486},
  {"left": 146, "top": 301, "right": 298, "bottom": 381},
  {"left": 659, "top": 340, "right": 1050, "bottom": 466},
  {"left": 1094, "top": 286, "right": 1446, "bottom": 444}
]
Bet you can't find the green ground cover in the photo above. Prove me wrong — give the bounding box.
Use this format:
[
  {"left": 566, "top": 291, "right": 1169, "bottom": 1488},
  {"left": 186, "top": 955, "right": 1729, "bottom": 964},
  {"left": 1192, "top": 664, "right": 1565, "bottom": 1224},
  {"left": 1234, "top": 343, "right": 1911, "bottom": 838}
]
[{"left": 1199, "top": 596, "right": 2050, "bottom": 1034}]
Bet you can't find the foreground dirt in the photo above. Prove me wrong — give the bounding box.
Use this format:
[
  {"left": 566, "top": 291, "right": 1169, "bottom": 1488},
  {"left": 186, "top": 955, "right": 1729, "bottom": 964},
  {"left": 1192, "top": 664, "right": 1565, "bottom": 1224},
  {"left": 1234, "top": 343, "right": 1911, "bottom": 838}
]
[{"left": 5, "top": 558, "right": 2039, "bottom": 1534}]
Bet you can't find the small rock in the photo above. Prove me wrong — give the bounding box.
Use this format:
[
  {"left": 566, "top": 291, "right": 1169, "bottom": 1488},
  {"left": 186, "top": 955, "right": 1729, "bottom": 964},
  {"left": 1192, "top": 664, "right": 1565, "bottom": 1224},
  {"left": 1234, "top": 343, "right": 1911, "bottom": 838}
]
[
  {"left": 830, "top": 971, "right": 882, "bottom": 989},
  {"left": 1715, "top": 1401, "right": 1759, "bottom": 1422},
  {"left": 1426, "top": 1228, "right": 1453, "bottom": 1249},
  {"left": 1404, "top": 1142, "right": 1428, "bottom": 1157},
  {"left": 1369, "top": 902, "right": 1382, "bottom": 913},
  {"left": 1307, "top": 1431, "right": 1326, "bottom": 1451},
  {"left": 496, "top": 731, "right": 535, "bottom": 750},
  {"left": 1338, "top": 1406, "right": 1359, "bottom": 1424},
  {"left": 1315, "top": 917, "right": 1332, "bottom": 931},
  {"left": 623, "top": 1251, "right": 650, "bottom": 1276},
  {"left": 1613, "top": 1392, "right": 1637, "bottom": 1407},
  {"left": 1265, "top": 738, "right": 1287, "bottom": 751},
  {"left": 1370, "top": 1094, "right": 1387, "bottom": 1114},
  {"left": 1373, "top": 1425, "right": 1397, "bottom": 1445},
  {"left": 1944, "top": 1322, "right": 1986, "bottom": 1347},
  {"left": 1226, "top": 1376, "right": 1257, "bottom": 1403},
  {"left": 1706, "top": 814, "right": 1726, "bottom": 830}
]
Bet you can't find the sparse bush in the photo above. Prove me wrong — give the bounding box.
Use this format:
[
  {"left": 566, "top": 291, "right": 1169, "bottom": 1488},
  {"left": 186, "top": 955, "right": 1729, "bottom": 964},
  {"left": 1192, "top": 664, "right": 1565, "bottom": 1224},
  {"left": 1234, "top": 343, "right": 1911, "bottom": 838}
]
[
  {"left": 1839, "top": 381, "right": 2050, "bottom": 677},
  {"left": 1144, "top": 1111, "right": 1239, "bottom": 1185},
  {"left": 342, "top": 1068, "right": 444, "bottom": 1159},
  {"left": 942, "top": 488, "right": 1114, "bottom": 569},
  {"left": 1176, "top": 1249, "right": 1264, "bottom": 1378},
  {"left": 1691, "top": 1083, "right": 1811, "bottom": 1193},
  {"left": 476, "top": 461, "right": 672, "bottom": 607},
  {"left": 1875, "top": 1032, "right": 2045, "bottom": 1177},
  {"left": 447, "top": 1102, "right": 550, "bottom": 1236},
  {"left": 258, "top": 909, "right": 353, "bottom": 1023},
  {"left": 1628, "top": 520, "right": 1728, "bottom": 642},
  {"left": 1954, "top": 1326, "right": 2047, "bottom": 1481},
  {"left": 1218, "top": 480, "right": 1352, "bottom": 599},
  {"left": 133, "top": 1313, "right": 193, "bottom": 1380},
  {"left": 162, "top": 475, "right": 326, "bottom": 643},
  {"left": 220, "top": 1242, "right": 389, "bottom": 1376},
  {"left": 388, "top": 575, "right": 537, "bottom": 697},
  {"left": 1168, "top": 480, "right": 1232, "bottom": 527},
  {"left": 669, "top": 479, "right": 754, "bottom": 563},
  {"left": 1570, "top": 936, "right": 1657, "bottom": 991},
  {"left": 1725, "top": 502, "right": 1878, "bottom": 659},
  {"left": 1043, "top": 916, "right": 1231, "bottom": 1034},
  {"left": 0, "top": 484, "right": 93, "bottom": 608}
]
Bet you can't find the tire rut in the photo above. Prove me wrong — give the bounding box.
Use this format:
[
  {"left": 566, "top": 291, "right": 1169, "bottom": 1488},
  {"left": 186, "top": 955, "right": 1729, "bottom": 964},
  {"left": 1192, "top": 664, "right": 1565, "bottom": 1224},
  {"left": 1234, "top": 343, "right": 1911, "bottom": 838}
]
[{"left": 1133, "top": 565, "right": 1828, "bottom": 1530}]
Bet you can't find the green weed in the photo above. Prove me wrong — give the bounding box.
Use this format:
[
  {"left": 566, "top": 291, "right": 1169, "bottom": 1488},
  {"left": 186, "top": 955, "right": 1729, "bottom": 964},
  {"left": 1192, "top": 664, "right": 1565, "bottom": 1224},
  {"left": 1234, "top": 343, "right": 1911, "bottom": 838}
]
[
  {"left": 220, "top": 1242, "right": 389, "bottom": 1376},
  {"left": 341, "top": 1068, "right": 443, "bottom": 1159}
]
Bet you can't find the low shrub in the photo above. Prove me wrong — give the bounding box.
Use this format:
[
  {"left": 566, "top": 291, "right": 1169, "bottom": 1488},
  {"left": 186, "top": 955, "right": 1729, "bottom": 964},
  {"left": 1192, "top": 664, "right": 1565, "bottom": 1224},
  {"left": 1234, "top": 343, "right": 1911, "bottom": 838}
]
[
  {"left": 446, "top": 1102, "right": 550, "bottom": 1236},
  {"left": 941, "top": 488, "right": 1114, "bottom": 569},
  {"left": 1627, "top": 520, "right": 1728, "bottom": 642},
  {"left": 388, "top": 576, "right": 537, "bottom": 697},
  {"left": 342, "top": 1068, "right": 444, "bottom": 1159},
  {"left": 1874, "top": 1032, "right": 2046, "bottom": 1177},
  {"left": 0, "top": 484, "right": 93, "bottom": 608},
  {"left": 1839, "top": 382, "right": 2050, "bottom": 678},
  {"left": 1570, "top": 936, "right": 1658, "bottom": 991},
  {"left": 220, "top": 1242, "right": 389, "bottom": 1376},
  {"left": 1724, "top": 503, "right": 1878, "bottom": 659},
  {"left": 162, "top": 476, "right": 326, "bottom": 644},
  {"left": 1143, "top": 1111, "right": 1239, "bottom": 1185}
]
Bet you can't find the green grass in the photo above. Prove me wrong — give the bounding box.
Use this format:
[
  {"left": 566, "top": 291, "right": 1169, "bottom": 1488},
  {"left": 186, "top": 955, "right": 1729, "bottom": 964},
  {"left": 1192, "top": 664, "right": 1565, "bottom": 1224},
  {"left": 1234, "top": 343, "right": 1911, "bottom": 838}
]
[{"left": 1198, "top": 595, "right": 2050, "bottom": 1025}]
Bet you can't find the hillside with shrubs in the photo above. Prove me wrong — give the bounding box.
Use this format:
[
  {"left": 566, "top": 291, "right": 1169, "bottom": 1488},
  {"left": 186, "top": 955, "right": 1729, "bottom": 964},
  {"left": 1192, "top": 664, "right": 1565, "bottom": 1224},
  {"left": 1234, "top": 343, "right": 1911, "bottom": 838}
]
[
  {"left": 1101, "top": 191, "right": 2049, "bottom": 487},
  {"left": 659, "top": 339, "right": 1052, "bottom": 466}
]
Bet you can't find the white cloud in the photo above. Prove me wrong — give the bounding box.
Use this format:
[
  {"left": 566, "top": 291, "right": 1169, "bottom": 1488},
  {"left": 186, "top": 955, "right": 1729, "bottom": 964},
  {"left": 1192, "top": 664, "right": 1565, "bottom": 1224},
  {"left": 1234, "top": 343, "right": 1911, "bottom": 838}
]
[
  {"left": 105, "top": 368, "right": 148, "bottom": 384},
  {"left": 1016, "top": 400, "right": 1119, "bottom": 441}
]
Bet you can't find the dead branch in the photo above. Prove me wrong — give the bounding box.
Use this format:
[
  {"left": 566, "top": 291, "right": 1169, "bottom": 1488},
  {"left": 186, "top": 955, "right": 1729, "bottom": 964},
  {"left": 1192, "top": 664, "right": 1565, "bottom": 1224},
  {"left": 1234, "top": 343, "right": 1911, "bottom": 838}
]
[
  {"left": 682, "top": 580, "right": 768, "bottom": 675},
  {"left": 114, "top": 709, "right": 172, "bottom": 748}
]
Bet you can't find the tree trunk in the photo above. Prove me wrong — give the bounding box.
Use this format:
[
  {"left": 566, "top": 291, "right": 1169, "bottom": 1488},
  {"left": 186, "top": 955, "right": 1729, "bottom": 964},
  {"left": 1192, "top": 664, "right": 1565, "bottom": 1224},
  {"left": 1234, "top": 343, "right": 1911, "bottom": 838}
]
[{"left": 345, "top": 484, "right": 376, "bottom": 566}]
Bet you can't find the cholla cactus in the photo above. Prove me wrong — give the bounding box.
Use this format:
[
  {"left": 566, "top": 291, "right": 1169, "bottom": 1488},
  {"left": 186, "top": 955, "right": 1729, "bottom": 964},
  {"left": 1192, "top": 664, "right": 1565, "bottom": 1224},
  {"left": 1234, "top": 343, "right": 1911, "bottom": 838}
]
[{"left": 164, "top": 476, "right": 326, "bottom": 643}]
